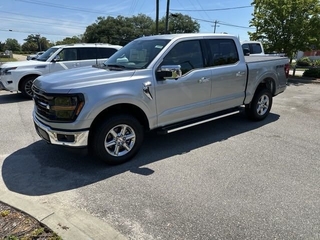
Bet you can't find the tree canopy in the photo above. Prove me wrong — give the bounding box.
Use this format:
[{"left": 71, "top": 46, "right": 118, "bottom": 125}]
[
  {"left": 83, "top": 13, "right": 200, "bottom": 45},
  {"left": 249, "top": 0, "right": 320, "bottom": 60}
]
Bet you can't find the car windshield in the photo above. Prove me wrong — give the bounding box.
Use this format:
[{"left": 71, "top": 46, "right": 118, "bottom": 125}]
[
  {"left": 104, "top": 39, "right": 170, "bottom": 69},
  {"left": 36, "top": 47, "right": 60, "bottom": 61}
]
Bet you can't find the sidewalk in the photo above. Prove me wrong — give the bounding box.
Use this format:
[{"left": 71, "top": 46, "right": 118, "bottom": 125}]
[{"left": 0, "top": 187, "right": 126, "bottom": 239}]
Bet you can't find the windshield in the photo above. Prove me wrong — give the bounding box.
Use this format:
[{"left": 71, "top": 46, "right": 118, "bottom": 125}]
[
  {"left": 36, "top": 47, "right": 60, "bottom": 61},
  {"left": 105, "top": 39, "right": 170, "bottom": 69}
]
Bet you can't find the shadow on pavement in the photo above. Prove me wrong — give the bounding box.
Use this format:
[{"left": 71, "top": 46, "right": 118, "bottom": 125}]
[
  {"left": 2, "top": 112, "right": 279, "bottom": 196},
  {"left": 0, "top": 92, "right": 31, "bottom": 103}
]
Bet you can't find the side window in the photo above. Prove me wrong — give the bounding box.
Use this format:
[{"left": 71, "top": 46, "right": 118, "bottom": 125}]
[
  {"left": 78, "top": 48, "right": 97, "bottom": 60},
  {"left": 97, "top": 48, "right": 118, "bottom": 58},
  {"left": 57, "top": 48, "right": 78, "bottom": 61},
  {"left": 250, "top": 43, "right": 262, "bottom": 54},
  {"left": 162, "top": 40, "right": 204, "bottom": 75},
  {"left": 208, "top": 39, "right": 239, "bottom": 66}
]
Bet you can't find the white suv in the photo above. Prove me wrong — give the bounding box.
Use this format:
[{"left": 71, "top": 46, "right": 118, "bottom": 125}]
[{"left": 0, "top": 43, "right": 122, "bottom": 98}]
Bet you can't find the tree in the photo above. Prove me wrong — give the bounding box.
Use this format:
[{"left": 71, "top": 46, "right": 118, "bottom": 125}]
[
  {"left": 55, "top": 35, "right": 83, "bottom": 45},
  {"left": 5, "top": 38, "right": 21, "bottom": 51},
  {"left": 159, "top": 13, "right": 200, "bottom": 34},
  {"left": 22, "top": 34, "right": 51, "bottom": 52},
  {"left": 83, "top": 13, "right": 200, "bottom": 45},
  {"left": 249, "top": 0, "right": 320, "bottom": 61}
]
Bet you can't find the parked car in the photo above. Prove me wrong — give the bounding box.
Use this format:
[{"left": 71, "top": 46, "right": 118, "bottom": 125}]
[
  {"left": 26, "top": 51, "right": 45, "bottom": 60},
  {"left": 0, "top": 43, "right": 122, "bottom": 98},
  {"left": 32, "top": 33, "right": 289, "bottom": 165}
]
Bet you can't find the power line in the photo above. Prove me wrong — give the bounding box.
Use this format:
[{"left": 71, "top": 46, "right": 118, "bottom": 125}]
[
  {"left": 191, "top": 17, "right": 255, "bottom": 30},
  {"left": 14, "top": 0, "right": 122, "bottom": 16},
  {"left": 0, "top": 10, "right": 88, "bottom": 28},
  {"left": 171, "top": 5, "right": 252, "bottom": 11}
]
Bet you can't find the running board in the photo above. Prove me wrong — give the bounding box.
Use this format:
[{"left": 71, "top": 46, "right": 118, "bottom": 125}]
[{"left": 157, "top": 108, "right": 241, "bottom": 134}]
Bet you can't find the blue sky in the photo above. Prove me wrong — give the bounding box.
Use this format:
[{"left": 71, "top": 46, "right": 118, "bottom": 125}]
[{"left": 0, "top": 0, "right": 255, "bottom": 45}]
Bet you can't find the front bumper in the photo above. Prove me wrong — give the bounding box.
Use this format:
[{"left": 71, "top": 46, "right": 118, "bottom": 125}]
[{"left": 33, "top": 112, "right": 89, "bottom": 147}]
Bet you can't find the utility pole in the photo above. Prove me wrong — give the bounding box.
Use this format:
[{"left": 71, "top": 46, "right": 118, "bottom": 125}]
[
  {"left": 213, "top": 20, "right": 218, "bottom": 33},
  {"left": 156, "top": 0, "right": 159, "bottom": 34},
  {"left": 165, "top": 0, "right": 170, "bottom": 34}
]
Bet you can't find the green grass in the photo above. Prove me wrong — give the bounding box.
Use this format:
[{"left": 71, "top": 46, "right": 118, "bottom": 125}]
[{"left": 0, "top": 57, "right": 17, "bottom": 62}]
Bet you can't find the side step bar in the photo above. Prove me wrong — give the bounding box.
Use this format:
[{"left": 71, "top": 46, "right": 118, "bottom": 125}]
[{"left": 157, "top": 108, "right": 241, "bottom": 134}]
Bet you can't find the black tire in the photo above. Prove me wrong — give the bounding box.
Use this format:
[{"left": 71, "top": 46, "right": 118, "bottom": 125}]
[
  {"left": 20, "top": 76, "right": 37, "bottom": 98},
  {"left": 90, "top": 115, "right": 144, "bottom": 165},
  {"left": 245, "top": 88, "right": 273, "bottom": 121}
]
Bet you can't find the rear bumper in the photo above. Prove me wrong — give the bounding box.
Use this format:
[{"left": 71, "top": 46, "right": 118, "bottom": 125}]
[{"left": 33, "top": 111, "right": 89, "bottom": 147}]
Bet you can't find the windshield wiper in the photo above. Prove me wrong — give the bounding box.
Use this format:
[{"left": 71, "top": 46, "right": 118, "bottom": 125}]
[{"left": 106, "top": 64, "right": 126, "bottom": 70}]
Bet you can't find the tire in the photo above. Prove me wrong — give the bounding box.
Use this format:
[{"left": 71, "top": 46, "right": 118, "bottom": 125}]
[
  {"left": 245, "top": 88, "right": 273, "bottom": 121},
  {"left": 20, "top": 76, "right": 37, "bottom": 98},
  {"left": 90, "top": 115, "right": 144, "bottom": 165}
]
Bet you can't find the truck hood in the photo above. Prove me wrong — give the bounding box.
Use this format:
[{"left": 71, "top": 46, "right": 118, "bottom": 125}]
[
  {"left": 1, "top": 60, "right": 48, "bottom": 68},
  {"left": 33, "top": 66, "right": 136, "bottom": 93}
]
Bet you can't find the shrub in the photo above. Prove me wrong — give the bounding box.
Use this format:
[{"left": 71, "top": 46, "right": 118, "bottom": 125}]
[
  {"left": 312, "top": 59, "right": 320, "bottom": 66},
  {"left": 297, "top": 57, "right": 312, "bottom": 66},
  {"left": 303, "top": 68, "right": 320, "bottom": 78}
]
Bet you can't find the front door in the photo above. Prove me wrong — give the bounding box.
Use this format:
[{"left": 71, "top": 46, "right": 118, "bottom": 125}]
[
  {"left": 49, "top": 48, "right": 81, "bottom": 73},
  {"left": 154, "top": 40, "right": 212, "bottom": 126}
]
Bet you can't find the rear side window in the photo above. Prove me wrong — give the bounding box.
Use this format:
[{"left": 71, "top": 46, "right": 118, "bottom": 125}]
[
  {"left": 78, "top": 48, "right": 97, "bottom": 60},
  {"left": 208, "top": 39, "right": 239, "bottom": 66},
  {"left": 242, "top": 43, "right": 262, "bottom": 54},
  {"left": 78, "top": 47, "right": 118, "bottom": 60},
  {"left": 97, "top": 48, "right": 118, "bottom": 58}
]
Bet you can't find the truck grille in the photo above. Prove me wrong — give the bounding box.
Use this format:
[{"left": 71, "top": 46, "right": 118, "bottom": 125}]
[{"left": 32, "top": 85, "right": 54, "bottom": 121}]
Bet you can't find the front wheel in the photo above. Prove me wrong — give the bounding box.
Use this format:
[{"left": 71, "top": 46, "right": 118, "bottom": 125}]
[
  {"left": 245, "top": 88, "right": 273, "bottom": 121},
  {"left": 90, "top": 115, "right": 144, "bottom": 165},
  {"left": 20, "top": 76, "right": 37, "bottom": 98}
]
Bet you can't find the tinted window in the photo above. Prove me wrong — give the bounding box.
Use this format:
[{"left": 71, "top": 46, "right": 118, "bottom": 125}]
[
  {"left": 78, "top": 48, "right": 97, "bottom": 60},
  {"left": 97, "top": 48, "right": 118, "bottom": 58},
  {"left": 250, "top": 43, "right": 262, "bottom": 54},
  {"left": 57, "top": 48, "right": 78, "bottom": 61},
  {"left": 162, "top": 40, "right": 204, "bottom": 75},
  {"left": 208, "top": 39, "right": 239, "bottom": 66},
  {"left": 242, "top": 43, "right": 262, "bottom": 54}
]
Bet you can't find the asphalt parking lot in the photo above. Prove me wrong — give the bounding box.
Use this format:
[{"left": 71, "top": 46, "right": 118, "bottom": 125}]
[{"left": 0, "top": 82, "right": 320, "bottom": 239}]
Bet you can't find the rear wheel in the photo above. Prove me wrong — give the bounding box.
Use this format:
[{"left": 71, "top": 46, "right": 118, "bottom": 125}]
[
  {"left": 90, "top": 115, "right": 144, "bottom": 165},
  {"left": 20, "top": 76, "right": 37, "bottom": 98},
  {"left": 245, "top": 88, "right": 272, "bottom": 121}
]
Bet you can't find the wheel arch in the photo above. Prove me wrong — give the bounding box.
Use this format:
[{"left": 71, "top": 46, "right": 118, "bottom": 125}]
[
  {"left": 89, "top": 103, "right": 150, "bottom": 137},
  {"left": 18, "top": 74, "right": 41, "bottom": 91},
  {"left": 256, "top": 77, "right": 276, "bottom": 96}
]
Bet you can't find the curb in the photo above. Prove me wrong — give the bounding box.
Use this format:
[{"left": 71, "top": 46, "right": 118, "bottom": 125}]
[
  {"left": 288, "top": 78, "right": 320, "bottom": 84},
  {"left": 0, "top": 191, "right": 126, "bottom": 240}
]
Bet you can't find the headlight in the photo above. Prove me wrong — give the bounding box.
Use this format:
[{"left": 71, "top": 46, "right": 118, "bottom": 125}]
[
  {"left": 0, "top": 67, "right": 17, "bottom": 75},
  {"left": 33, "top": 92, "right": 85, "bottom": 122},
  {"left": 50, "top": 96, "right": 84, "bottom": 120}
]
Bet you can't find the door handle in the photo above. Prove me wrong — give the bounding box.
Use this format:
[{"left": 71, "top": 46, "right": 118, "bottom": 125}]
[
  {"left": 198, "top": 77, "right": 210, "bottom": 83},
  {"left": 236, "top": 71, "right": 246, "bottom": 77}
]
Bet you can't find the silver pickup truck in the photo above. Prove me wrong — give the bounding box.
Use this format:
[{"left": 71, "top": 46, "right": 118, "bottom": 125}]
[{"left": 32, "top": 33, "right": 289, "bottom": 164}]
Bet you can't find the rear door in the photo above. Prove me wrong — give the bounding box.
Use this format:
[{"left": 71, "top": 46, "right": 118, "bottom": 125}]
[
  {"left": 206, "top": 38, "right": 247, "bottom": 111},
  {"left": 78, "top": 47, "right": 119, "bottom": 66}
]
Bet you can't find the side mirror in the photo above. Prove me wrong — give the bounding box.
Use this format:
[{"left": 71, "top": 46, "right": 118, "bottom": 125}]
[
  {"left": 52, "top": 56, "right": 61, "bottom": 62},
  {"left": 243, "top": 48, "right": 250, "bottom": 56},
  {"left": 157, "top": 65, "right": 182, "bottom": 80}
]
